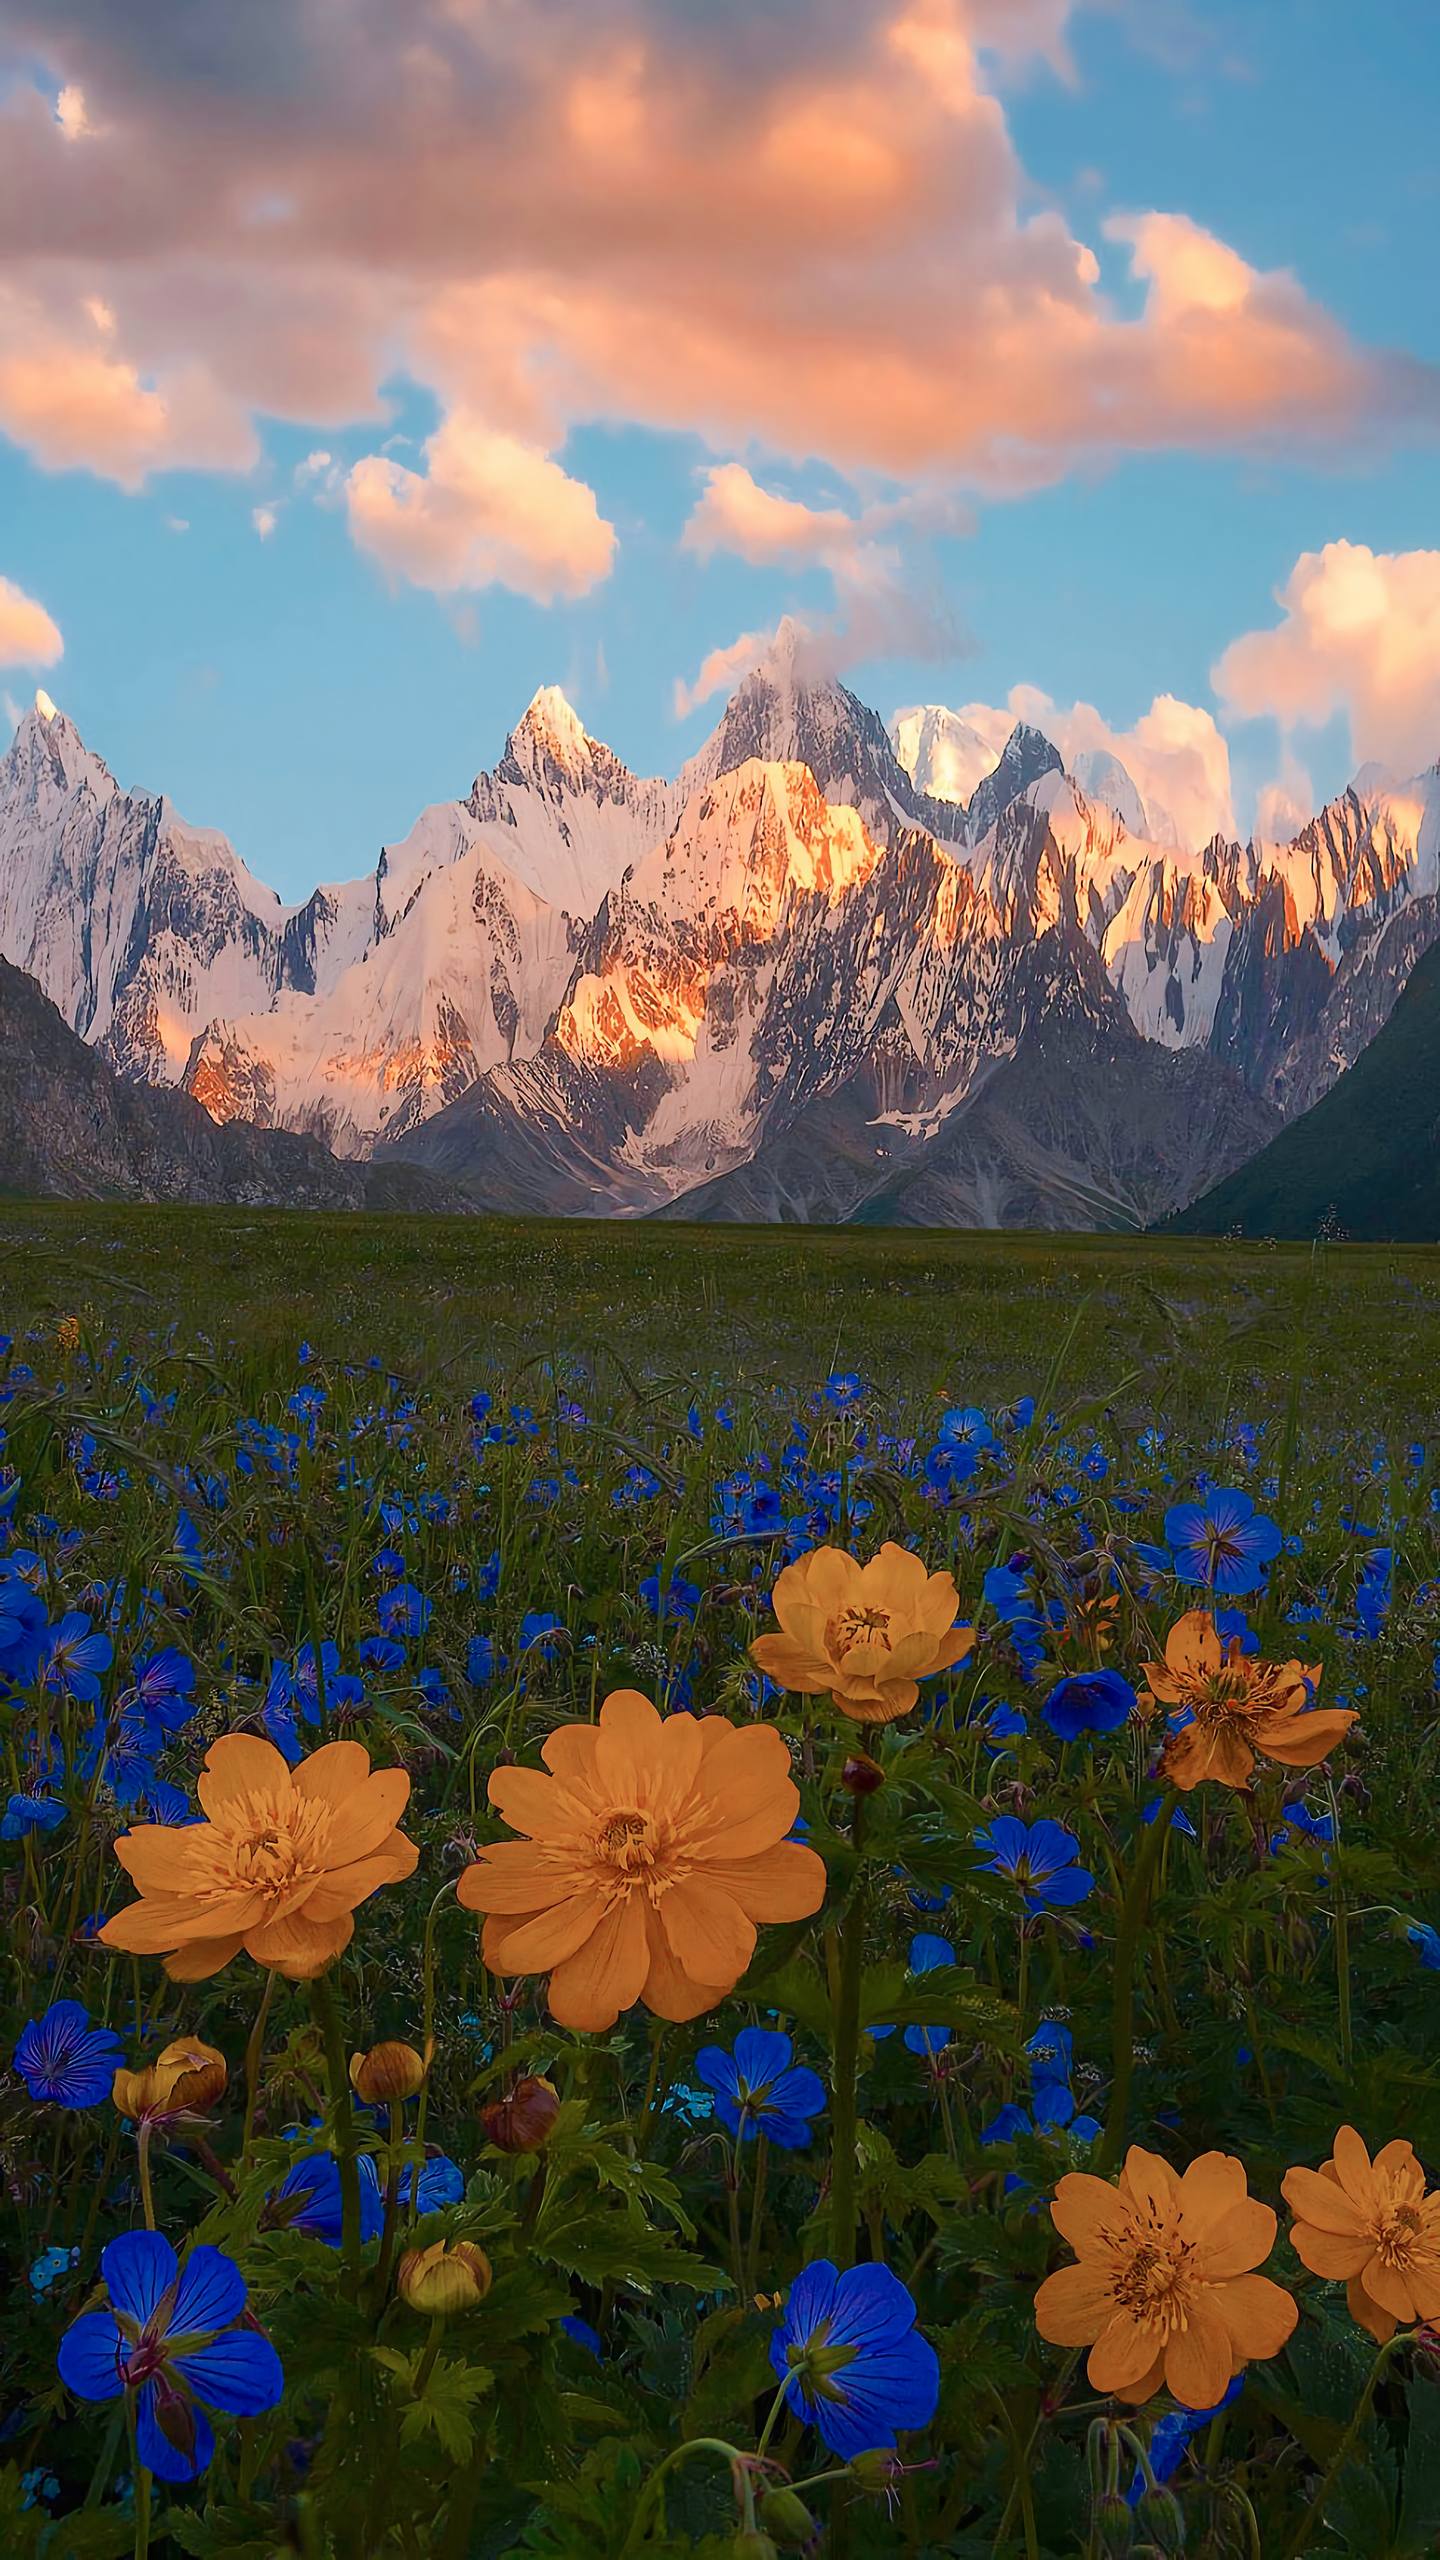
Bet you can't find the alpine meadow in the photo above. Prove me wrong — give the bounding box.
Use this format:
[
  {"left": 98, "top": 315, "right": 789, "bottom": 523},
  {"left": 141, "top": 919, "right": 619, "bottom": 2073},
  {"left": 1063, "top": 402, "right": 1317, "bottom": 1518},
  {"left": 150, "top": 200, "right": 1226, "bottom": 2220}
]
[{"left": 4, "top": 1, "right": 1440, "bottom": 2555}]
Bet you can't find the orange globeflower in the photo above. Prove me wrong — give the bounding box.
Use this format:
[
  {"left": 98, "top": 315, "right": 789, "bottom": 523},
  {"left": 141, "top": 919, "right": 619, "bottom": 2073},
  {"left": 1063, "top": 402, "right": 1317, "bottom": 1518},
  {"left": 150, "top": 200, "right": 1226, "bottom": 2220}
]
[
  {"left": 749, "top": 1542, "right": 972, "bottom": 1725},
  {"left": 1283, "top": 2127, "right": 1440, "bottom": 2343},
  {"left": 457, "top": 1688, "right": 826, "bottom": 2032},
  {"left": 1140, "top": 1610, "right": 1353, "bottom": 1792},
  {"left": 99, "top": 1734, "right": 417, "bottom": 1982},
  {"left": 1035, "top": 2147, "right": 1297, "bottom": 2410}
]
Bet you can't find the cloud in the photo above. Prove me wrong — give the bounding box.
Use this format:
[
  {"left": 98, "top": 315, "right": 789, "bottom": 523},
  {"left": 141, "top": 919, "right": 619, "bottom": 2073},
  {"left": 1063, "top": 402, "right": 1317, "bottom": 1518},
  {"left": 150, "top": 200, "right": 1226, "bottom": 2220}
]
[
  {"left": 1213, "top": 541, "right": 1440, "bottom": 777},
  {"left": 0, "top": 0, "right": 1429, "bottom": 534},
  {"left": 251, "top": 503, "right": 277, "bottom": 538},
  {"left": 0, "top": 570, "right": 63, "bottom": 666},
  {"left": 345, "top": 411, "right": 616, "bottom": 603},
  {"left": 674, "top": 624, "right": 777, "bottom": 717},
  {"left": 54, "top": 81, "right": 89, "bottom": 137}
]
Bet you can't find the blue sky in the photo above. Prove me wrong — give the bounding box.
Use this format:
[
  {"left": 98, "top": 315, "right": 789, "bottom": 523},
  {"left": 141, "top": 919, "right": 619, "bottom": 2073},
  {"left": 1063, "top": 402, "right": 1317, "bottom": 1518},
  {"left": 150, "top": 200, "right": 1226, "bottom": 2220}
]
[{"left": 1, "top": 0, "right": 1437, "bottom": 898}]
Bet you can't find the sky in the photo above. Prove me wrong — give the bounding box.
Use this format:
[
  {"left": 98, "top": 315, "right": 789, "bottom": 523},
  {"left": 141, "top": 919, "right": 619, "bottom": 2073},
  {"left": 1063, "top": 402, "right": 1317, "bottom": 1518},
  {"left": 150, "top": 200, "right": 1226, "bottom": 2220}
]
[{"left": 0, "top": 0, "right": 1437, "bottom": 900}]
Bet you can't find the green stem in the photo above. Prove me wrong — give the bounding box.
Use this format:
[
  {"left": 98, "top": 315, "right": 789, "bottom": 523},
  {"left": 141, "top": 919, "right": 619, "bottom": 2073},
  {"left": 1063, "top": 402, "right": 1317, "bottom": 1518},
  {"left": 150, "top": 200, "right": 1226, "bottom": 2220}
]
[
  {"left": 1098, "top": 1794, "right": 1174, "bottom": 2174},
  {"left": 310, "top": 1970, "right": 362, "bottom": 2271},
  {"left": 373, "top": 2099, "right": 406, "bottom": 2307},
  {"left": 829, "top": 1805, "right": 868, "bottom": 2270},
  {"left": 412, "top": 2315, "right": 446, "bottom": 2399},
  {"left": 241, "top": 1967, "right": 279, "bottom": 2167},
  {"left": 133, "top": 2453, "right": 152, "bottom": 2560},
  {"left": 1327, "top": 1780, "right": 1353, "bottom": 2078},
  {"left": 413, "top": 1881, "right": 455, "bottom": 2183},
  {"left": 616, "top": 2437, "right": 744, "bottom": 2559},
  {"left": 1281, "top": 2335, "right": 1404, "bottom": 2560},
  {"left": 745, "top": 2133, "right": 769, "bottom": 2299},
  {"left": 136, "top": 2123, "right": 156, "bottom": 2234}
]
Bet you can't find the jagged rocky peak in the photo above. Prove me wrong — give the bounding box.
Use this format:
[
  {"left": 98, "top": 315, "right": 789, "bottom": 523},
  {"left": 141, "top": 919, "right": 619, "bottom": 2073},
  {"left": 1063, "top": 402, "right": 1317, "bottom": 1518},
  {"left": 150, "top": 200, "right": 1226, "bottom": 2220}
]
[
  {"left": 490, "top": 683, "right": 637, "bottom": 806},
  {"left": 965, "top": 720, "right": 1064, "bottom": 840},
  {"left": 3, "top": 687, "right": 114, "bottom": 806},
  {"left": 686, "top": 620, "right": 961, "bottom": 842}
]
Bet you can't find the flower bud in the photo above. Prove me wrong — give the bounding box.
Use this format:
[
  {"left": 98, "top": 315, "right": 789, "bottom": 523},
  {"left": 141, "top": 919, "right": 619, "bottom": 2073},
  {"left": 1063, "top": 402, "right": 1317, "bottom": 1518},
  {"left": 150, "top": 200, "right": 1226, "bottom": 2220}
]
[
  {"left": 1094, "top": 2490, "right": 1135, "bottom": 2557},
  {"left": 731, "top": 2537, "right": 778, "bottom": 2560},
  {"left": 840, "top": 1753, "right": 884, "bottom": 1797},
  {"left": 397, "top": 2239, "right": 492, "bottom": 2315},
  {"left": 1132, "top": 2489, "right": 1186, "bottom": 2555},
  {"left": 758, "top": 2486, "right": 817, "bottom": 2548},
  {"left": 112, "top": 2039, "right": 228, "bottom": 2124},
  {"left": 480, "top": 2075, "right": 560, "bottom": 2153},
  {"left": 847, "top": 2451, "right": 903, "bottom": 2494},
  {"left": 349, "top": 2041, "right": 428, "bottom": 2103}
]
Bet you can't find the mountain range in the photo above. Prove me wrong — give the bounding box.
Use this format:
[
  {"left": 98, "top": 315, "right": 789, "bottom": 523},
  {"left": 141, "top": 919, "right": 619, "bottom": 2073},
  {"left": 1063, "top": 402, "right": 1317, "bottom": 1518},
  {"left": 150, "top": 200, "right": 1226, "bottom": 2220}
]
[{"left": 3, "top": 628, "right": 1438, "bottom": 1228}]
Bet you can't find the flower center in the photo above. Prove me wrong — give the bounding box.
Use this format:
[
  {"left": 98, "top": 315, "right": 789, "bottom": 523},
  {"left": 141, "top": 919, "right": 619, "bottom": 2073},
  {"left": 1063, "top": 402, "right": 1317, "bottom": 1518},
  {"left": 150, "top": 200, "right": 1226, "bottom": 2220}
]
[
  {"left": 787, "top": 2320, "right": 856, "bottom": 2402},
  {"left": 209, "top": 1790, "right": 333, "bottom": 1903},
  {"left": 596, "top": 1811, "right": 658, "bottom": 1877},
  {"left": 1374, "top": 2201, "right": 1425, "bottom": 2265},
  {"left": 828, "top": 1605, "right": 892, "bottom": 1654},
  {"left": 1108, "top": 2226, "right": 1196, "bottom": 2329}
]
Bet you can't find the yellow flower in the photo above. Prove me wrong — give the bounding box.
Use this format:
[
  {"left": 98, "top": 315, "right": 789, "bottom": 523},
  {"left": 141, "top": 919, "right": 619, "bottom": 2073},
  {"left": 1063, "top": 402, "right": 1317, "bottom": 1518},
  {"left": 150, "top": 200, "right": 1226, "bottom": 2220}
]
[
  {"left": 1283, "top": 2127, "right": 1440, "bottom": 2342},
  {"left": 458, "top": 1688, "right": 825, "bottom": 2031},
  {"left": 99, "top": 1733, "right": 418, "bottom": 1981},
  {"left": 1035, "top": 2146, "right": 1297, "bottom": 2409},
  {"left": 749, "top": 1542, "right": 972, "bottom": 1725},
  {"left": 112, "top": 2038, "right": 228, "bottom": 2125},
  {"left": 349, "top": 2041, "right": 429, "bottom": 2103},
  {"left": 1140, "top": 1611, "right": 1353, "bottom": 1792},
  {"left": 398, "top": 2240, "right": 492, "bottom": 2314}
]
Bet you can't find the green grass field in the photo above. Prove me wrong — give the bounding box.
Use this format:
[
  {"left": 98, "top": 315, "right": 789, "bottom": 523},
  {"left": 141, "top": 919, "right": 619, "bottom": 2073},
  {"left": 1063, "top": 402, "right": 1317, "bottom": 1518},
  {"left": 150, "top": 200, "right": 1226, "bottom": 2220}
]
[{"left": 3, "top": 1203, "right": 1437, "bottom": 1432}]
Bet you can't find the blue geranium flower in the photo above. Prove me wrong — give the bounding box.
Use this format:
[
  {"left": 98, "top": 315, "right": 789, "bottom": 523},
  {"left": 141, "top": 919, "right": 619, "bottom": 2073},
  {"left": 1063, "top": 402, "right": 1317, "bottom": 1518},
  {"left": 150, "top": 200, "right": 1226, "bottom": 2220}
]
[
  {"left": 14, "top": 2002, "right": 124, "bottom": 2108},
  {"left": 1163, "top": 1490, "right": 1282, "bottom": 1596},
  {"left": 274, "top": 2150, "right": 385, "bottom": 2246},
  {"left": 41, "top": 1612, "right": 113, "bottom": 1705},
  {"left": 769, "top": 2261, "right": 939, "bottom": 2460},
  {"left": 1408, "top": 1923, "right": 1440, "bottom": 1971},
  {"left": 57, "top": 2231, "right": 283, "bottom": 2483},
  {"left": 824, "top": 1371, "right": 866, "bottom": 1411},
  {"left": 693, "top": 2028, "right": 825, "bottom": 2149},
  {"left": 124, "top": 1650, "right": 196, "bottom": 1731},
  {"left": 399, "top": 2154, "right": 465, "bottom": 2212},
  {"left": 560, "top": 2316, "right": 603, "bottom": 2358},
  {"left": 639, "top": 1570, "right": 702, "bottom": 1623},
  {"left": 0, "top": 1567, "right": 48, "bottom": 1682},
  {"left": 2, "top": 1790, "right": 66, "bottom": 1839},
  {"left": 974, "top": 1817, "right": 1094, "bottom": 1912},
  {"left": 377, "top": 1581, "right": 431, "bottom": 1642},
  {"left": 1043, "top": 1670, "right": 1136, "bottom": 1741}
]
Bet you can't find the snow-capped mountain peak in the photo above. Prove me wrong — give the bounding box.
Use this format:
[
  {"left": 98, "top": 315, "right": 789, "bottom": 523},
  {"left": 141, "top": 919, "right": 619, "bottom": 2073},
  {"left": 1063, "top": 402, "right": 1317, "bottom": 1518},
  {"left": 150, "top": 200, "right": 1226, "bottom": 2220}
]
[{"left": 890, "top": 704, "right": 1002, "bottom": 808}]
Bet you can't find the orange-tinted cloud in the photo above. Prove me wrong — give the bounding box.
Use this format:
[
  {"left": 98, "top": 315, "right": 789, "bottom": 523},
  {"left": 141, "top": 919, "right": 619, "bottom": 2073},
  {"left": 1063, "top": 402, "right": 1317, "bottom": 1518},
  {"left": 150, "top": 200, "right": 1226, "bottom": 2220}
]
[
  {"left": 0, "top": 569, "right": 63, "bottom": 666},
  {"left": 345, "top": 413, "right": 616, "bottom": 603},
  {"left": 0, "top": 0, "right": 1433, "bottom": 540},
  {"left": 955, "top": 681, "right": 1238, "bottom": 845},
  {"left": 1213, "top": 541, "right": 1440, "bottom": 778}
]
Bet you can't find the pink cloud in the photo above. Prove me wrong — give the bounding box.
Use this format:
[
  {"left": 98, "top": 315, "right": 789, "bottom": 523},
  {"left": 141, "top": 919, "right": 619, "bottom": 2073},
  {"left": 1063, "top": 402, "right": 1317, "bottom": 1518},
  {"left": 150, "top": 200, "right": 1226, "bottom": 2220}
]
[
  {"left": 1213, "top": 541, "right": 1440, "bottom": 777},
  {"left": 0, "top": 569, "right": 62, "bottom": 666},
  {"left": 345, "top": 412, "right": 616, "bottom": 603},
  {"left": 959, "top": 682, "right": 1238, "bottom": 845},
  {"left": 673, "top": 624, "right": 778, "bottom": 717},
  {"left": 0, "top": 0, "right": 1431, "bottom": 537}
]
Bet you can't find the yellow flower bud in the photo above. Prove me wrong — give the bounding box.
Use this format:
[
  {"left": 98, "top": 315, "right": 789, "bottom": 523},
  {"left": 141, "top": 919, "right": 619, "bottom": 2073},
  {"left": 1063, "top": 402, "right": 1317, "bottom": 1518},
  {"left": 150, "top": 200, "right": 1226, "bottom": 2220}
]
[
  {"left": 397, "top": 2240, "right": 493, "bottom": 2316},
  {"left": 112, "top": 2039, "right": 228, "bottom": 2124},
  {"left": 349, "top": 2041, "right": 428, "bottom": 2103}
]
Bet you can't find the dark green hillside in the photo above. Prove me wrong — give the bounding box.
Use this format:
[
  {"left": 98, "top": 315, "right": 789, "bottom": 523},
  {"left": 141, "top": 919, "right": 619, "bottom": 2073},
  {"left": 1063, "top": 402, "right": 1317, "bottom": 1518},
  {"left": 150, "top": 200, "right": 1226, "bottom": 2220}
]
[{"left": 1168, "top": 936, "right": 1440, "bottom": 1240}]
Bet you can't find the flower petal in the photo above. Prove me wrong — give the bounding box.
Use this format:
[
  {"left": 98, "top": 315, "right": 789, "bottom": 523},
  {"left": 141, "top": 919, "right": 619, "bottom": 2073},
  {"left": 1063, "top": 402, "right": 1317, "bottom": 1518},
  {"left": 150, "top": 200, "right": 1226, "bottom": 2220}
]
[
  {"left": 168, "top": 2246, "right": 247, "bottom": 2339},
  {"left": 171, "top": 2328, "right": 284, "bottom": 2417},
  {"left": 57, "top": 2312, "right": 127, "bottom": 2401},
  {"left": 547, "top": 1892, "right": 650, "bottom": 2031},
  {"left": 196, "top": 1734, "right": 292, "bottom": 1818},
  {"left": 102, "top": 2229, "right": 178, "bottom": 2325}
]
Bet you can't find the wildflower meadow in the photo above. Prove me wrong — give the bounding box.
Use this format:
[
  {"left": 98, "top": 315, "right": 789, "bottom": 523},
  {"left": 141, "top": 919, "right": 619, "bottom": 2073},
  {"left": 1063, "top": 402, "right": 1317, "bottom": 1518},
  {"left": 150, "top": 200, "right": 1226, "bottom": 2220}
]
[{"left": 3, "top": 1209, "right": 1440, "bottom": 2559}]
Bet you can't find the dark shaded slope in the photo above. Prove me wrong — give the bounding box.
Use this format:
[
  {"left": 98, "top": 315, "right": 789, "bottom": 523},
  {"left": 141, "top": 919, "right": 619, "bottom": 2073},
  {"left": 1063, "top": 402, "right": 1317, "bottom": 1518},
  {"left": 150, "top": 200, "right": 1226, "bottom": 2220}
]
[
  {"left": 0, "top": 958, "right": 471, "bottom": 1212},
  {"left": 1168, "top": 936, "right": 1440, "bottom": 1239}
]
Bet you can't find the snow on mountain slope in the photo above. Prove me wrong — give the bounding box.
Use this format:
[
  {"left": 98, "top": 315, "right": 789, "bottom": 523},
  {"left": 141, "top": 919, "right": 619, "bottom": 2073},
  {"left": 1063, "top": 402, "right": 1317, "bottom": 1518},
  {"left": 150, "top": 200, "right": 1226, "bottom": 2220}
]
[
  {"left": 0, "top": 698, "right": 305, "bottom": 1083},
  {"left": 466, "top": 687, "right": 679, "bottom": 912},
  {"left": 187, "top": 839, "right": 579, "bottom": 1154},
  {"left": 890, "top": 704, "right": 1001, "bottom": 807},
  {"left": 1071, "top": 748, "right": 1151, "bottom": 840}
]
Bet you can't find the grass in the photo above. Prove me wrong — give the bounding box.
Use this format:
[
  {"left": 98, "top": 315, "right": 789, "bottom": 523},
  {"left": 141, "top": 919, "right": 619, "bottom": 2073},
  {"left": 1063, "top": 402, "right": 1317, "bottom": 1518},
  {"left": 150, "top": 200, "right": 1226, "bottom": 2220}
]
[{"left": 3, "top": 1203, "right": 1439, "bottom": 1429}]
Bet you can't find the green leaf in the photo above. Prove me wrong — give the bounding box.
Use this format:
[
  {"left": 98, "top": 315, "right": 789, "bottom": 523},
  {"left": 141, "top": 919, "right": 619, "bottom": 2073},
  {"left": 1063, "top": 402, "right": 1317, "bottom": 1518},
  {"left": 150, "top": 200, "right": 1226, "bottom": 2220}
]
[{"left": 1399, "top": 2376, "right": 1440, "bottom": 2555}]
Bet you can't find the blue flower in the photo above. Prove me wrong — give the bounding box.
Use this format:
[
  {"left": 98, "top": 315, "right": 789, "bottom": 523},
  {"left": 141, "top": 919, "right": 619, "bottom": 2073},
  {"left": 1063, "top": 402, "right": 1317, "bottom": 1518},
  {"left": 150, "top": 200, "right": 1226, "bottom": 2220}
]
[
  {"left": 560, "top": 2316, "right": 603, "bottom": 2358},
  {"left": 125, "top": 1650, "right": 196, "bottom": 1731},
  {"left": 693, "top": 2028, "right": 825, "bottom": 2149},
  {"left": 41, "top": 1612, "right": 113, "bottom": 1705},
  {"left": 1043, "top": 1670, "right": 1136, "bottom": 1741},
  {"left": 0, "top": 1567, "right": 47, "bottom": 1681},
  {"left": 769, "top": 2261, "right": 939, "bottom": 2460},
  {"left": 824, "top": 1371, "right": 866, "bottom": 1411},
  {"left": 30, "top": 2244, "right": 80, "bottom": 2297},
  {"left": 274, "top": 2150, "right": 385, "bottom": 2246},
  {"left": 1163, "top": 1490, "right": 1282, "bottom": 1596},
  {"left": 14, "top": 2001, "right": 124, "bottom": 2108},
  {"left": 377, "top": 1581, "right": 431, "bottom": 1642},
  {"left": 974, "top": 1817, "right": 1094, "bottom": 1912},
  {"left": 2, "top": 1790, "right": 66, "bottom": 1839},
  {"left": 639, "top": 1570, "right": 702, "bottom": 1623},
  {"left": 57, "top": 2231, "right": 283, "bottom": 2483},
  {"left": 399, "top": 2154, "right": 466, "bottom": 2212},
  {"left": 1408, "top": 1923, "right": 1440, "bottom": 1971},
  {"left": 938, "top": 1405, "right": 995, "bottom": 1453}
]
